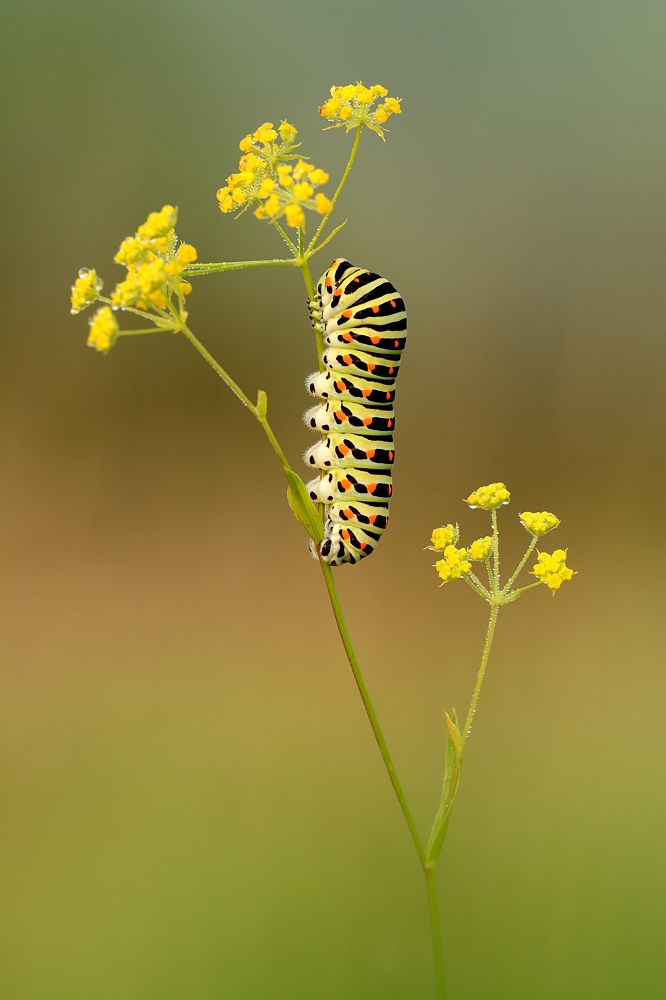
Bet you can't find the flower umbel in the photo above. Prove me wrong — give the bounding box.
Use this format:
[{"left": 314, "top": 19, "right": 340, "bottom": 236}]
[
  {"left": 216, "top": 121, "right": 332, "bottom": 229},
  {"left": 429, "top": 524, "right": 459, "bottom": 551},
  {"left": 466, "top": 483, "right": 511, "bottom": 510},
  {"left": 87, "top": 306, "right": 118, "bottom": 354},
  {"left": 519, "top": 511, "right": 561, "bottom": 536},
  {"left": 532, "top": 550, "right": 575, "bottom": 594},
  {"left": 469, "top": 536, "right": 493, "bottom": 561},
  {"left": 110, "top": 206, "right": 196, "bottom": 312},
  {"left": 71, "top": 268, "right": 103, "bottom": 314},
  {"left": 318, "top": 83, "right": 402, "bottom": 139},
  {"left": 435, "top": 545, "right": 472, "bottom": 584}
]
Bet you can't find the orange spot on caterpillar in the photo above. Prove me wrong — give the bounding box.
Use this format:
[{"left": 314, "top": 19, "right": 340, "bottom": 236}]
[
  {"left": 390, "top": 300, "right": 396, "bottom": 307},
  {"left": 344, "top": 508, "right": 354, "bottom": 519},
  {"left": 336, "top": 380, "right": 346, "bottom": 391},
  {"left": 388, "top": 366, "right": 394, "bottom": 374},
  {"left": 388, "top": 451, "right": 394, "bottom": 461},
  {"left": 335, "top": 410, "right": 346, "bottom": 421},
  {"left": 371, "top": 335, "right": 380, "bottom": 344},
  {"left": 366, "top": 449, "right": 376, "bottom": 459},
  {"left": 388, "top": 485, "right": 392, "bottom": 495},
  {"left": 342, "top": 355, "right": 353, "bottom": 365},
  {"left": 341, "top": 529, "right": 350, "bottom": 540},
  {"left": 385, "top": 392, "right": 391, "bottom": 399},
  {"left": 337, "top": 444, "right": 351, "bottom": 456},
  {"left": 360, "top": 542, "right": 367, "bottom": 550},
  {"left": 368, "top": 514, "right": 377, "bottom": 524},
  {"left": 354, "top": 277, "right": 360, "bottom": 283},
  {"left": 340, "top": 479, "right": 352, "bottom": 491},
  {"left": 342, "top": 310, "right": 352, "bottom": 318},
  {"left": 362, "top": 417, "right": 372, "bottom": 426},
  {"left": 362, "top": 388, "right": 371, "bottom": 397},
  {"left": 367, "top": 363, "right": 376, "bottom": 372},
  {"left": 387, "top": 419, "right": 393, "bottom": 428},
  {"left": 334, "top": 289, "right": 341, "bottom": 298},
  {"left": 366, "top": 482, "right": 377, "bottom": 493},
  {"left": 342, "top": 332, "right": 354, "bottom": 342},
  {"left": 372, "top": 305, "right": 380, "bottom": 314},
  {"left": 394, "top": 340, "right": 400, "bottom": 347}
]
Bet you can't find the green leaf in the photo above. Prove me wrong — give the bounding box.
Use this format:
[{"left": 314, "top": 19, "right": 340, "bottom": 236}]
[
  {"left": 425, "top": 709, "right": 464, "bottom": 867},
  {"left": 256, "top": 389, "right": 267, "bottom": 420},
  {"left": 285, "top": 469, "right": 324, "bottom": 545}
]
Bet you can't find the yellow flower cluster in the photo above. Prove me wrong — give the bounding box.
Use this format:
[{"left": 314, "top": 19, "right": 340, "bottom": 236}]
[
  {"left": 111, "top": 206, "right": 197, "bottom": 311},
  {"left": 216, "top": 121, "right": 332, "bottom": 229},
  {"left": 532, "top": 550, "right": 575, "bottom": 593},
  {"left": 430, "top": 524, "right": 459, "bottom": 551},
  {"left": 466, "top": 483, "right": 511, "bottom": 510},
  {"left": 318, "top": 83, "right": 402, "bottom": 139},
  {"left": 70, "top": 268, "right": 103, "bottom": 314},
  {"left": 435, "top": 546, "right": 472, "bottom": 584},
  {"left": 469, "top": 536, "right": 493, "bottom": 561},
  {"left": 87, "top": 306, "right": 118, "bottom": 354},
  {"left": 519, "top": 511, "right": 560, "bottom": 536}
]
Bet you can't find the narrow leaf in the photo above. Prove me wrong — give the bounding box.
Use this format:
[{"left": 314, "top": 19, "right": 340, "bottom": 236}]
[{"left": 285, "top": 469, "right": 324, "bottom": 544}]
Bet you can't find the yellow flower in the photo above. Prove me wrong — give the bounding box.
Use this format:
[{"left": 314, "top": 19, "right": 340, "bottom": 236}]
[
  {"left": 70, "top": 268, "right": 103, "bottom": 314},
  {"left": 177, "top": 243, "right": 198, "bottom": 263},
  {"left": 318, "top": 82, "right": 403, "bottom": 139},
  {"left": 279, "top": 120, "right": 298, "bottom": 137},
  {"left": 258, "top": 178, "right": 275, "bottom": 197},
  {"left": 466, "top": 483, "right": 511, "bottom": 510},
  {"left": 87, "top": 306, "right": 118, "bottom": 354},
  {"left": 435, "top": 545, "right": 472, "bottom": 584},
  {"left": 137, "top": 205, "right": 177, "bottom": 240},
  {"left": 239, "top": 134, "right": 253, "bottom": 153},
  {"left": 263, "top": 193, "right": 280, "bottom": 217},
  {"left": 315, "top": 193, "right": 333, "bottom": 214},
  {"left": 469, "top": 536, "right": 493, "bottom": 561},
  {"left": 430, "top": 524, "right": 458, "bottom": 551},
  {"left": 308, "top": 168, "right": 329, "bottom": 185},
  {"left": 293, "top": 182, "right": 314, "bottom": 200},
  {"left": 253, "top": 122, "right": 278, "bottom": 143},
  {"left": 111, "top": 258, "right": 169, "bottom": 311},
  {"left": 531, "top": 549, "right": 575, "bottom": 594},
  {"left": 180, "top": 281, "right": 193, "bottom": 296},
  {"left": 519, "top": 511, "right": 560, "bottom": 536},
  {"left": 284, "top": 204, "right": 305, "bottom": 229}
]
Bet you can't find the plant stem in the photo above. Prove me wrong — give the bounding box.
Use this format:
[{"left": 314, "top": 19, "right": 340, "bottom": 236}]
[
  {"left": 425, "top": 866, "right": 447, "bottom": 1000},
  {"left": 184, "top": 258, "right": 296, "bottom": 276},
  {"left": 307, "top": 126, "right": 362, "bottom": 254},
  {"left": 502, "top": 536, "right": 538, "bottom": 594},
  {"left": 318, "top": 560, "right": 425, "bottom": 864},
  {"left": 462, "top": 603, "right": 499, "bottom": 743}
]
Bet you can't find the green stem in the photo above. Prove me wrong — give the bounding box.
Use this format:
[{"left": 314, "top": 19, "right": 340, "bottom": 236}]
[
  {"left": 307, "top": 125, "right": 362, "bottom": 254},
  {"left": 425, "top": 867, "right": 447, "bottom": 1000},
  {"left": 184, "top": 258, "right": 295, "bottom": 276},
  {"left": 319, "top": 560, "right": 425, "bottom": 864},
  {"left": 462, "top": 603, "right": 499, "bottom": 743},
  {"left": 502, "top": 536, "right": 538, "bottom": 595},
  {"left": 491, "top": 508, "right": 500, "bottom": 595},
  {"left": 117, "top": 327, "right": 172, "bottom": 336}
]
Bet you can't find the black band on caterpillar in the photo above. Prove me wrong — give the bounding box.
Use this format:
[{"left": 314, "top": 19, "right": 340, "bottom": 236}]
[{"left": 305, "top": 258, "right": 407, "bottom": 566}]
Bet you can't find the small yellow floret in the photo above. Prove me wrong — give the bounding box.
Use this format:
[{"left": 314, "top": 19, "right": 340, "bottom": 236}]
[
  {"left": 87, "top": 306, "right": 118, "bottom": 354},
  {"left": 177, "top": 244, "right": 198, "bottom": 263},
  {"left": 315, "top": 193, "right": 333, "bottom": 214},
  {"left": 293, "top": 182, "right": 314, "bottom": 200},
  {"left": 239, "top": 135, "right": 253, "bottom": 152},
  {"left": 279, "top": 120, "right": 298, "bottom": 137},
  {"left": 384, "top": 97, "right": 402, "bottom": 114},
  {"left": 137, "top": 205, "right": 177, "bottom": 240},
  {"left": 263, "top": 194, "right": 281, "bottom": 217},
  {"left": 284, "top": 203, "right": 305, "bottom": 229},
  {"left": 258, "top": 178, "right": 275, "bottom": 197},
  {"left": 466, "top": 483, "right": 511, "bottom": 510},
  {"left": 308, "top": 168, "right": 329, "bottom": 185},
  {"left": 430, "top": 525, "right": 458, "bottom": 551},
  {"left": 180, "top": 281, "right": 193, "bottom": 296},
  {"left": 435, "top": 545, "right": 472, "bottom": 584},
  {"left": 70, "top": 268, "right": 102, "bottom": 314},
  {"left": 469, "top": 536, "right": 493, "bottom": 561},
  {"left": 519, "top": 511, "right": 560, "bottom": 536},
  {"left": 531, "top": 549, "right": 575, "bottom": 594},
  {"left": 253, "top": 122, "right": 277, "bottom": 143}
]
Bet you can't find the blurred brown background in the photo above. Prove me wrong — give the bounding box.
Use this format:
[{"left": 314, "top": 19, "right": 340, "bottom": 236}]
[{"left": 2, "top": 2, "right": 666, "bottom": 997}]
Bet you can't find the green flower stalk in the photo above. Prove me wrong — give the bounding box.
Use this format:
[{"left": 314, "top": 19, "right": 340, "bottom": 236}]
[{"left": 69, "top": 84, "right": 574, "bottom": 1000}]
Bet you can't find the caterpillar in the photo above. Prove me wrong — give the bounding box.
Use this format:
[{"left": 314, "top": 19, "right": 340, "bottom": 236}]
[{"left": 304, "top": 258, "right": 407, "bottom": 566}]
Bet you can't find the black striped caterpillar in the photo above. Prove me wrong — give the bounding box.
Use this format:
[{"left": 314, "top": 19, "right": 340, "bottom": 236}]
[{"left": 304, "top": 258, "right": 407, "bottom": 566}]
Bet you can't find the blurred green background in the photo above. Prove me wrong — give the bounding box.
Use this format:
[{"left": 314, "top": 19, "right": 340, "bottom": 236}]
[{"left": 2, "top": 2, "right": 666, "bottom": 997}]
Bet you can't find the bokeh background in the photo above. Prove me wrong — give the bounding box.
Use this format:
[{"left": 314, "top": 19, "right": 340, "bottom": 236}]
[{"left": 2, "top": 2, "right": 666, "bottom": 997}]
